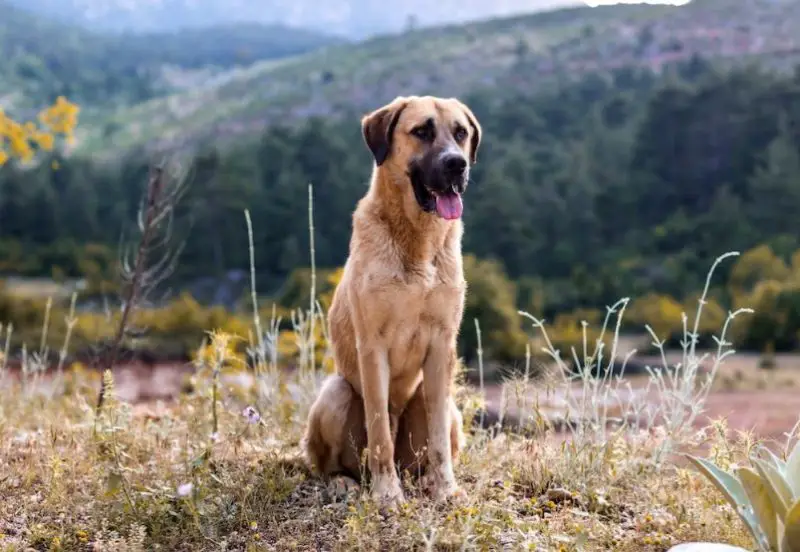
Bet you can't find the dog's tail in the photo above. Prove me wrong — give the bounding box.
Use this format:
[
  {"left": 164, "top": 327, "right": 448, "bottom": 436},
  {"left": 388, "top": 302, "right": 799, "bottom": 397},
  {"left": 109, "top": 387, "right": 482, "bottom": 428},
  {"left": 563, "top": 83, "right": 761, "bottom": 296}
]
[{"left": 302, "top": 403, "right": 330, "bottom": 476}]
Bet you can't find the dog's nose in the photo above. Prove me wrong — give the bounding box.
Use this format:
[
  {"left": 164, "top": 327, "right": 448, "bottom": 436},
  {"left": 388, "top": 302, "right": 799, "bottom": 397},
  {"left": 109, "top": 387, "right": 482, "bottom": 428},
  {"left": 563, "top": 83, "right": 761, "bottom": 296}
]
[{"left": 442, "top": 154, "right": 467, "bottom": 175}]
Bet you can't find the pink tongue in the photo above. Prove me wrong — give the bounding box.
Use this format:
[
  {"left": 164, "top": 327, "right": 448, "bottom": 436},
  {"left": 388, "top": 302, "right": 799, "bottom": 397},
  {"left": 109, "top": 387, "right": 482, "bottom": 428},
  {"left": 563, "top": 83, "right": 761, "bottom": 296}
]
[{"left": 435, "top": 193, "right": 463, "bottom": 220}]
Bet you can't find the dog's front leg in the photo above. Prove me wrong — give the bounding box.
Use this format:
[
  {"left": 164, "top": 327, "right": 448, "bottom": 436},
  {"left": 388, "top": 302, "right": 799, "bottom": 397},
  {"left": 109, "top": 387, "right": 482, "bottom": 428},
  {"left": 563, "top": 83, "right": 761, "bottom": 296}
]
[
  {"left": 422, "top": 334, "right": 463, "bottom": 502},
  {"left": 359, "top": 346, "right": 404, "bottom": 505}
]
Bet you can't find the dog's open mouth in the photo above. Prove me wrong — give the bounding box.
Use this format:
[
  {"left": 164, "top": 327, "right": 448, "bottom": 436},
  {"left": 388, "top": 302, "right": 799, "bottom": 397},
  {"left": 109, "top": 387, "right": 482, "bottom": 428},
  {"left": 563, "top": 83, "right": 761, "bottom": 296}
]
[
  {"left": 433, "top": 190, "right": 463, "bottom": 220},
  {"left": 409, "top": 164, "right": 464, "bottom": 220}
]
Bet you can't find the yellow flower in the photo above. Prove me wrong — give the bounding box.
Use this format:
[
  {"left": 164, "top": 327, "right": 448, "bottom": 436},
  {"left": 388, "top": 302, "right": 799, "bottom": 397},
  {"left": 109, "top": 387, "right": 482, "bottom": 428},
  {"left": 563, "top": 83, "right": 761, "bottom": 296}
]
[
  {"left": 0, "top": 97, "right": 79, "bottom": 165},
  {"left": 36, "top": 132, "right": 55, "bottom": 151}
]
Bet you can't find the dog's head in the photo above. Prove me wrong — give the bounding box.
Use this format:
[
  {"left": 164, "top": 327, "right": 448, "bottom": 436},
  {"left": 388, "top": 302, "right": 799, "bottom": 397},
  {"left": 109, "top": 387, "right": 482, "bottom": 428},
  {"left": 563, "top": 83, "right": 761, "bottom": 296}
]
[{"left": 361, "top": 95, "right": 482, "bottom": 221}]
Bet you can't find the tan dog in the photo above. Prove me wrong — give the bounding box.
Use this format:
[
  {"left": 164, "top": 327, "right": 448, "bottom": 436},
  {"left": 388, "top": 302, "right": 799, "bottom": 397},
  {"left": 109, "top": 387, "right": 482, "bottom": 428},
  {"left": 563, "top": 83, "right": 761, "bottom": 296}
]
[{"left": 302, "top": 95, "right": 481, "bottom": 505}]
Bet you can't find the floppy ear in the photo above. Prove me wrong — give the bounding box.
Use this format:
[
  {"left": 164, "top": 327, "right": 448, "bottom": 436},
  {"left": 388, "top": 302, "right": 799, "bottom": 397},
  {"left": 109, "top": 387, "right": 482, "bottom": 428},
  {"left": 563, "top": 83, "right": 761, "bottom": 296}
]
[
  {"left": 457, "top": 100, "right": 482, "bottom": 165},
  {"left": 361, "top": 98, "right": 408, "bottom": 166}
]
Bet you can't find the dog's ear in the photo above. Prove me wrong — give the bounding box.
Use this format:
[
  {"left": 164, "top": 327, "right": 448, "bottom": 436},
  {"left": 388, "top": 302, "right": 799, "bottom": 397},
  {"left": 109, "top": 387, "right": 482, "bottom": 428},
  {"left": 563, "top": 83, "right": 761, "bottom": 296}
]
[
  {"left": 455, "top": 100, "right": 482, "bottom": 165},
  {"left": 361, "top": 98, "right": 408, "bottom": 166}
]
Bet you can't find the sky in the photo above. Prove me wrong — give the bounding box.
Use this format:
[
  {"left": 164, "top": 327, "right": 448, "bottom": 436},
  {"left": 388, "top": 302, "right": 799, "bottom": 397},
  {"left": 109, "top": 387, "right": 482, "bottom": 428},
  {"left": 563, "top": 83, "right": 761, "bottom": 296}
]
[{"left": 584, "top": 0, "right": 690, "bottom": 5}]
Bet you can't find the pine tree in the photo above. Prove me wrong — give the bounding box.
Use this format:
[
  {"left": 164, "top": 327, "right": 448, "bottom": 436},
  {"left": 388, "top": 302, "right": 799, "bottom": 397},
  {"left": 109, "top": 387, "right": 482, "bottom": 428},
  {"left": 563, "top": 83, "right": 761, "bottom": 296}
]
[{"left": 748, "top": 116, "right": 800, "bottom": 237}]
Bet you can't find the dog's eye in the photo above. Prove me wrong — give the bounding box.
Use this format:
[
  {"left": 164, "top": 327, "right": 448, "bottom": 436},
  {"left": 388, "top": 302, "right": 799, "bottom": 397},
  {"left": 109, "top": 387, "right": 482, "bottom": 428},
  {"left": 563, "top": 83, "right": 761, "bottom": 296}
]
[
  {"left": 411, "top": 125, "right": 435, "bottom": 142},
  {"left": 453, "top": 126, "right": 468, "bottom": 143}
]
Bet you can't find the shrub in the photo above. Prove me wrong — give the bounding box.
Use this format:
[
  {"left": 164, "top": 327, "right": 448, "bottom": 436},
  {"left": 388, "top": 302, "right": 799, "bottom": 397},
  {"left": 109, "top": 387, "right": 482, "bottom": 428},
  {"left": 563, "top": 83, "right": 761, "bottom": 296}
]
[
  {"left": 461, "top": 255, "right": 528, "bottom": 364},
  {"left": 627, "top": 292, "right": 684, "bottom": 340}
]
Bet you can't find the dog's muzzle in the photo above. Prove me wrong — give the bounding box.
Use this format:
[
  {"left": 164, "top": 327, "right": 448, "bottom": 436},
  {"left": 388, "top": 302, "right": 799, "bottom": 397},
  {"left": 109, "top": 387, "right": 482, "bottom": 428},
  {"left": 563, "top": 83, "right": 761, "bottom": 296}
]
[{"left": 409, "top": 150, "right": 469, "bottom": 220}]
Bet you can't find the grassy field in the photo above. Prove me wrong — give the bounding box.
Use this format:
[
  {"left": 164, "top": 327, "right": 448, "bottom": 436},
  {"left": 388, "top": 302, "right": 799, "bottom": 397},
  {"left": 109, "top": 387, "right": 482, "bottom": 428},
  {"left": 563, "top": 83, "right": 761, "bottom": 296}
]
[
  {"left": 0, "top": 371, "right": 759, "bottom": 551},
  {"left": 1, "top": 252, "right": 797, "bottom": 551}
]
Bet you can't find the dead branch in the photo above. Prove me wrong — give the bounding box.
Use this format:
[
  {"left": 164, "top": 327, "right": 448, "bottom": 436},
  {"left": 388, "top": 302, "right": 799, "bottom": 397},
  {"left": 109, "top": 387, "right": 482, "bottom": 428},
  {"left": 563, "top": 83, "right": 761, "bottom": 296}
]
[{"left": 95, "top": 162, "right": 188, "bottom": 416}]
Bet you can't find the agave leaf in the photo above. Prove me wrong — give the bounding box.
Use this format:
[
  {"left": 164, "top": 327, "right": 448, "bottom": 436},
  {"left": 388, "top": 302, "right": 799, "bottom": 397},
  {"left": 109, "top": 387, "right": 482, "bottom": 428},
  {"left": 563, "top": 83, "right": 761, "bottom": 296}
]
[
  {"left": 687, "top": 455, "right": 751, "bottom": 506},
  {"left": 686, "top": 455, "right": 762, "bottom": 542},
  {"left": 782, "top": 499, "right": 800, "bottom": 552},
  {"left": 753, "top": 457, "right": 793, "bottom": 520},
  {"left": 758, "top": 445, "right": 788, "bottom": 474},
  {"left": 738, "top": 466, "right": 780, "bottom": 551},
  {"left": 786, "top": 440, "right": 800, "bottom": 498}
]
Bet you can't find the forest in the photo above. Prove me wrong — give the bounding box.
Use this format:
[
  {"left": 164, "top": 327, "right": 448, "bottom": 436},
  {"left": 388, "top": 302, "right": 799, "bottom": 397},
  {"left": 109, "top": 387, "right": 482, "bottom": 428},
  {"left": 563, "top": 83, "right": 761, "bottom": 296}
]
[{"left": 0, "top": 0, "right": 339, "bottom": 108}]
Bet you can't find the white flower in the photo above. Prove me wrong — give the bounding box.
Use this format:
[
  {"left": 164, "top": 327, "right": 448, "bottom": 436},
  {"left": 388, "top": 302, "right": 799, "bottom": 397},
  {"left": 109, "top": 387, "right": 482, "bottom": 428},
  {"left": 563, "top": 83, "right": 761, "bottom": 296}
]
[
  {"left": 210, "top": 432, "right": 220, "bottom": 443},
  {"left": 242, "top": 406, "right": 261, "bottom": 424},
  {"left": 177, "top": 482, "right": 193, "bottom": 497}
]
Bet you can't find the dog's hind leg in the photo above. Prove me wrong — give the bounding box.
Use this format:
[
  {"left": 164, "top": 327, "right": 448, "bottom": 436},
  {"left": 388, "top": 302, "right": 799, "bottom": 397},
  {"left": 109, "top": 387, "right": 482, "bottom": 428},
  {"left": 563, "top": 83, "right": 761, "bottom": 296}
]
[
  {"left": 302, "top": 374, "right": 367, "bottom": 482},
  {"left": 395, "top": 382, "right": 465, "bottom": 479}
]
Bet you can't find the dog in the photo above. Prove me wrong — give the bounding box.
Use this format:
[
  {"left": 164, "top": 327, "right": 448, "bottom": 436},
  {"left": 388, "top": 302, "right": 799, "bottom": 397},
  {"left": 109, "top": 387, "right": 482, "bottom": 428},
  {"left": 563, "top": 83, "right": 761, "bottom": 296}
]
[{"left": 302, "top": 95, "right": 481, "bottom": 506}]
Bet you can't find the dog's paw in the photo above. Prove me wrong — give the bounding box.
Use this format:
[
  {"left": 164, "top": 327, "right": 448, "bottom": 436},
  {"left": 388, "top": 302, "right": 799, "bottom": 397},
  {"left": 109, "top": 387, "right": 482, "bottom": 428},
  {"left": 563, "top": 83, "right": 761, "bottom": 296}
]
[
  {"left": 371, "top": 475, "right": 405, "bottom": 509},
  {"left": 422, "top": 473, "right": 466, "bottom": 504},
  {"left": 432, "top": 483, "right": 467, "bottom": 504}
]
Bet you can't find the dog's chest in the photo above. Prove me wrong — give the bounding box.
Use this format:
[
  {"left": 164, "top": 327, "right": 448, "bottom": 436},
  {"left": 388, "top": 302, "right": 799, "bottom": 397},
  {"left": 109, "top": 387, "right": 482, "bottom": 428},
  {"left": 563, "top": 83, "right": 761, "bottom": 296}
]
[{"left": 381, "top": 267, "right": 464, "bottom": 376}]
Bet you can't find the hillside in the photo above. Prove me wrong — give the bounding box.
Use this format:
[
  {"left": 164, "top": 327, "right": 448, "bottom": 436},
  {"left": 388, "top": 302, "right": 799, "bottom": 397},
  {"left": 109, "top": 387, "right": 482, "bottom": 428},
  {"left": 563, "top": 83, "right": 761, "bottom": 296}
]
[
  {"left": 0, "top": 0, "right": 342, "bottom": 111},
  {"left": 75, "top": 0, "right": 800, "bottom": 157},
  {"left": 6, "top": 0, "right": 582, "bottom": 38}
]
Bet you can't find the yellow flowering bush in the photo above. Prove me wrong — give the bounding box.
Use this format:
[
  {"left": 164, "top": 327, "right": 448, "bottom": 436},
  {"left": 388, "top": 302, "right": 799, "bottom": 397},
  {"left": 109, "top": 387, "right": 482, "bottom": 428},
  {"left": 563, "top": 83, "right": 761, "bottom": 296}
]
[
  {"left": 0, "top": 97, "right": 79, "bottom": 166},
  {"left": 627, "top": 292, "right": 685, "bottom": 339}
]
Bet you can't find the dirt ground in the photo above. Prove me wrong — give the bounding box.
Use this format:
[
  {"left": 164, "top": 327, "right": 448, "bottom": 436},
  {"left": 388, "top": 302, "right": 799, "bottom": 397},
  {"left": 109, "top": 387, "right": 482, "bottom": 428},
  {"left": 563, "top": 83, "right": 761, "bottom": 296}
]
[
  {"left": 483, "top": 350, "right": 800, "bottom": 444},
  {"left": 7, "top": 350, "right": 800, "bottom": 443}
]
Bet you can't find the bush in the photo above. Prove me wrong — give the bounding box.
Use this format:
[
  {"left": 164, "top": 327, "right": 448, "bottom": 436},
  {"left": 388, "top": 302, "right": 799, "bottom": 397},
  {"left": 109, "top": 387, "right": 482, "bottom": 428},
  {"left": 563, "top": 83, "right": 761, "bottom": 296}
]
[
  {"left": 460, "top": 255, "right": 529, "bottom": 365},
  {"left": 734, "top": 279, "right": 800, "bottom": 351},
  {"left": 627, "top": 292, "right": 684, "bottom": 340}
]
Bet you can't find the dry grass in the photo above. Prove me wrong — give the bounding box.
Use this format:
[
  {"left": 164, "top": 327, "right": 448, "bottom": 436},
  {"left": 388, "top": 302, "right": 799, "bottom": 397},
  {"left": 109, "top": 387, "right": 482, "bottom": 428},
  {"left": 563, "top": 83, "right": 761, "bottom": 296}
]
[{"left": 0, "top": 364, "right": 757, "bottom": 552}]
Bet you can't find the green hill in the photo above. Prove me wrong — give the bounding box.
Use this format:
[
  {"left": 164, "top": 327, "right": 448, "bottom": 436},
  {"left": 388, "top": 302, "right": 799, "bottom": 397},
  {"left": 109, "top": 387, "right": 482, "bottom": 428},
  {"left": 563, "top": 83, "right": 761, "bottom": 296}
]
[
  {"left": 6, "top": 0, "right": 582, "bottom": 38},
  {"left": 0, "top": 0, "right": 342, "bottom": 112},
  {"left": 75, "top": 0, "right": 800, "bottom": 157}
]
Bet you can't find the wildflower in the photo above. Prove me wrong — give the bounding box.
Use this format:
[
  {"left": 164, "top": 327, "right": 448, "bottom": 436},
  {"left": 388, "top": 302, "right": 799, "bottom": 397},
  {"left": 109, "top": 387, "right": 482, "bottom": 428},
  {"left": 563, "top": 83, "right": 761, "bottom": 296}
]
[
  {"left": 177, "top": 482, "right": 193, "bottom": 497},
  {"left": 210, "top": 432, "right": 220, "bottom": 443},
  {"left": 242, "top": 406, "right": 261, "bottom": 424},
  {"left": 249, "top": 521, "right": 258, "bottom": 531}
]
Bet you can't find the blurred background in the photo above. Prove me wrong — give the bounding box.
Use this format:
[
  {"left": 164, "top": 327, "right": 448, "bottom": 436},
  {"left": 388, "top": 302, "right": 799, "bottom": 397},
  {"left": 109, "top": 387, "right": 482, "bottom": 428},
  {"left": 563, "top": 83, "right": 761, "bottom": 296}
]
[{"left": 1, "top": 0, "right": 800, "bottom": 436}]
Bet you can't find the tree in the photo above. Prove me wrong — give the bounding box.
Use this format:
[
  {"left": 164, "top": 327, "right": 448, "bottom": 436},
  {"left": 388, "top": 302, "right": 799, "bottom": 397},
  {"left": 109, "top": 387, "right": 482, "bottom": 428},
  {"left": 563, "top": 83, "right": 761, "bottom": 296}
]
[{"left": 747, "top": 116, "right": 800, "bottom": 236}]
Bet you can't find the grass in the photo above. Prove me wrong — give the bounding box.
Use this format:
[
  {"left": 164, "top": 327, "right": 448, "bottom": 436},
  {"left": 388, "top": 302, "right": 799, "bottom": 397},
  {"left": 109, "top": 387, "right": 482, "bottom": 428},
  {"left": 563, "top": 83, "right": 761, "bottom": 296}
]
[
  {"left": 0, "top": 381, "right": 759, "bottom": 551},
  {"left": 0, "top": 187, "right": 796, "bottom": 551}
]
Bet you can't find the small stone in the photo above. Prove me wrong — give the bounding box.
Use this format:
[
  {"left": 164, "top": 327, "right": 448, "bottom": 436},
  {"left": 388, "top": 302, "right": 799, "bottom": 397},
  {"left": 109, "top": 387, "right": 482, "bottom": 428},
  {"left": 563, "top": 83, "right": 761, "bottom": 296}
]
[
  {"left": 668, "top": 544, "right": 750, "bottom": 552},
  {"left": 545, "top": 488, "right": 573, "bottom": 503},
  {"left": 327, "top": 475, "right": 360, "bottom": 500}
]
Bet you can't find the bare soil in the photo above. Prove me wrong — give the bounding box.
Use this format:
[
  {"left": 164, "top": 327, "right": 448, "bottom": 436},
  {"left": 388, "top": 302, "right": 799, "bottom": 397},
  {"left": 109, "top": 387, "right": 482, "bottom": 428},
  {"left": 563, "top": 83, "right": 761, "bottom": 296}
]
[{"left": 7, "top": 350, "right": 800, "bottom": 442}]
